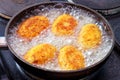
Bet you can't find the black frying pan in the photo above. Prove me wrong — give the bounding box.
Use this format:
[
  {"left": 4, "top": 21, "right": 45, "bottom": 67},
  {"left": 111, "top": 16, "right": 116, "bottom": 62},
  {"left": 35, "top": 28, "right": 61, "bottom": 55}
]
[{"left": 0, "top": 2, "right": 114, "bottom": 80}]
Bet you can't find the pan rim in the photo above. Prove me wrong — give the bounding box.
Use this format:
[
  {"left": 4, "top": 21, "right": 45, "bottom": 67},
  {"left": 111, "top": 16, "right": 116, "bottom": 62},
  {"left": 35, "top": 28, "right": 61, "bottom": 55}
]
[{"left": 5, "top": 1, "right": 115, "bottom": 73}]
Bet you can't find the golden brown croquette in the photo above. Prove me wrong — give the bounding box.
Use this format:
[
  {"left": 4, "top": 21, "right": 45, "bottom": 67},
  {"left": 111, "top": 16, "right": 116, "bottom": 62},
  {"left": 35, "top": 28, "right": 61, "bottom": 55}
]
[
  {"left": 58, "top": 45, "right": 85, "bottom": 70},
  {"left": 78, "top": 23, "right": 102, "bottom": 49},
  {"left": 24, "top": 43, "right": 56, "bottom": 64},
  {"left": 52, "top": 14, "right": 78, "bottom": 36},
  {"left": 17, "top": 16, "right": 49, "bottom": 39}
]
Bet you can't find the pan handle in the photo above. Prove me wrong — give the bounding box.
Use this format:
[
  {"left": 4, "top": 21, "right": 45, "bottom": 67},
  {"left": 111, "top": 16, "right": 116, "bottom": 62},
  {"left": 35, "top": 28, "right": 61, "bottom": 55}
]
[{"left": 0, "top": 37, "right": 7, "bottom": 47}]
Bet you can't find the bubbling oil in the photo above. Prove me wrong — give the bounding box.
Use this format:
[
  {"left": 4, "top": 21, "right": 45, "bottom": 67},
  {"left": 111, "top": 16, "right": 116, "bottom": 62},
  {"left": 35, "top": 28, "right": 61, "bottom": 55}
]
[{"left": 8, "top": 3, "right": 113, "bottom": 71}]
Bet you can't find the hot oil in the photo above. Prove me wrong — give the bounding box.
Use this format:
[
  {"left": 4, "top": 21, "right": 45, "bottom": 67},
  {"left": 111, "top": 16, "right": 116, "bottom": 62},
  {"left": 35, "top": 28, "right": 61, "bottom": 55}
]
[{"left": 8, "top": 4, "right": 113, "bottom": 70}]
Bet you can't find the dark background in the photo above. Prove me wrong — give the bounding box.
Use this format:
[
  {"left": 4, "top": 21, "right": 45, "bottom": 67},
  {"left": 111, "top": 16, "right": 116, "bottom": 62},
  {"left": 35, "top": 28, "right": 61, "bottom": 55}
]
[{"left": 0, "top": 0, "right": 120, "bottom": 80}]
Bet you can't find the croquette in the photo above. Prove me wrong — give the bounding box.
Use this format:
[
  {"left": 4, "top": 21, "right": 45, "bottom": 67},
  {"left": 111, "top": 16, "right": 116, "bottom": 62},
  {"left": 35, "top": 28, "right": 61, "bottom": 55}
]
[
  {"left": 17, "top": 16, "right": 49, "bottom": 39},
  {"left": 78, "top": 23, "right": 102, "bottom": 49},
  {"left": 58, "top": 45, "right": 85, "bottom": 70},
  {"left": 24, "top": 43, "right": 56, "bottom": 64},
  {"left": 52, "top": 14, "right": 78, "bottom": 36}
]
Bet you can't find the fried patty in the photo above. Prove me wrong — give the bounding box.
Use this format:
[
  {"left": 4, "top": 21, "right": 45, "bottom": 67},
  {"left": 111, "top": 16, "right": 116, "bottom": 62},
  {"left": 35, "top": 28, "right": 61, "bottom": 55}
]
[
  {"left": 78, "top": 23, "right": 102, "bottom": 49},
  {"left": 58, "top": 45, "right": 85, "bottom": 70},
  {"left": 52, "top": 14, "right": 78, "bottom": 36},
  {"left": 17, "top": 16, "right": 49, "bottom": 39},
  {"left": 24, "top": 43, "right": 56, "bottom": 64}
]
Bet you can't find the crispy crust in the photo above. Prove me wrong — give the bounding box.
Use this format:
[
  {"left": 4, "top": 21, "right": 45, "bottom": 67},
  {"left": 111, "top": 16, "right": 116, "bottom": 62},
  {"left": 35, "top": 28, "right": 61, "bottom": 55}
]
[
  {"left": 58, "top": 45, "right": 85, "bottom": 70},
  {"left": 24, "top": 44, "right": 56, "bottom": 64},
  {"left": 78, "top": 23, "right": 102, "bottom": 49},
  {"left": 52, "top": 14, "right": 78, "bottom": 36},
  {"left": 17, "top": 16, "right": 49, "bottom": 39}
]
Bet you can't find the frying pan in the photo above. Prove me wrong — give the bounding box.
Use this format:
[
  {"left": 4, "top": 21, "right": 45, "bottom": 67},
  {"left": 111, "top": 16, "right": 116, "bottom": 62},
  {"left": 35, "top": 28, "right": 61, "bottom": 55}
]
[{"left": 0, "top": 2, "right": 114, "bottom": 80}]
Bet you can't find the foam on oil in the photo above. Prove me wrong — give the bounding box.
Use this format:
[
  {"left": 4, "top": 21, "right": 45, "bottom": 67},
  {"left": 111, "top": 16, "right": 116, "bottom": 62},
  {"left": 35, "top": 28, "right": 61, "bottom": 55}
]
[{"left": 8, "top": 4, "right": 113, "bottom": 70}]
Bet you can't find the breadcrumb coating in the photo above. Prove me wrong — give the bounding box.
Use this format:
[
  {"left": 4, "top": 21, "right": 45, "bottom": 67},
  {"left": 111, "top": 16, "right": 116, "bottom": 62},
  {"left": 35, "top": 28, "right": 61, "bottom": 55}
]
[
  {"left": 78, "top": 23, "right": 102, "bottom": 49},
  {"left": 24, "top": 43, "right": 56, "bottom": 64},
  {"left": 17, "top": 16, "right": 49, "bottom": 39},
  {"left": 52, "top": 14, "right": 78, "bottom": 36},
  {"left": 58, "top": 45, "right": 85, "bottom": 70}
]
